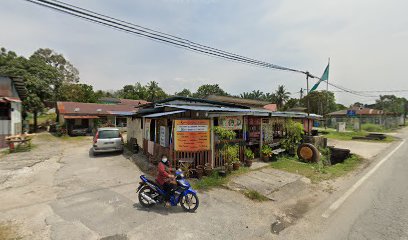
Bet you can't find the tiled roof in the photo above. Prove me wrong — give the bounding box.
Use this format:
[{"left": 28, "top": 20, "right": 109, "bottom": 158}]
[
  {"left": 57, "top": 101, "right": 137, "bottom": 115},
  {"left": 119, "top": 99, "right": 149, "bottom": 106}
]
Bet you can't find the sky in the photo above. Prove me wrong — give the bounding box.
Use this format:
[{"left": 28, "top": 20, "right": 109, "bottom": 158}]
[{"left": 1, "top": 0, "right": 408, "bottom": 106}]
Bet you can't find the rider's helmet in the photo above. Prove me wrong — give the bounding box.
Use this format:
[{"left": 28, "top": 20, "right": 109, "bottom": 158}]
[{"left": 161, "top": 155, "right": 169, "bottom": 165}]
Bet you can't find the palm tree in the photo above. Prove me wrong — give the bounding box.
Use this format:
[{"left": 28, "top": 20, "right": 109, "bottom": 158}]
[{"left": 274, "top": 85, "right": 290, "bottom": 109}]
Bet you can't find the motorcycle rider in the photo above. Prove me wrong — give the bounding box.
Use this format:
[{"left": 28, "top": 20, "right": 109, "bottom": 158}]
[{"left": 156, "top": 155, "right": 176, "bottom": 208}]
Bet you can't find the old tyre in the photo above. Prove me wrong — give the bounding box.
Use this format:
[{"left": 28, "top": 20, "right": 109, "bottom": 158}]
[
  {"left": 180, "top": 193, "right": 199, "bottom": 212},
  {"left": 297, "top": 143, "right": 320, "bottom": 163},
  {"left": 138, "top": 186, "right": 155, "bottom": 208}
]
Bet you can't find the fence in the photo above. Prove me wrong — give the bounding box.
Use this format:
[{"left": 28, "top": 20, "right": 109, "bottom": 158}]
[{"left": 214, "top": 139, "right": 245, "bottom": 168}]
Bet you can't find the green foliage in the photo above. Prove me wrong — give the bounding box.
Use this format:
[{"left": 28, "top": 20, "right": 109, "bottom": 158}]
[
  {"left": 239, "top": 85, "right": 290, "bottom": 109},
  {"left": 261, "top": 145, "right": 273, "bottom": 157},
  {"left": 225, "top": 144, "right": 240, "bottom": 164},
  {"left": 193, "top": 84, "right": 228, "bottom": 98},
  {"left": 213, "top": 126, "right": 236, "bottom": 140},
  {"left": 60, "top": 83, "right": 98, "bottom": 103},
  {"left": 192, "top": 167, "right": 251, "bottom": 190},
  {"left": 282, "top": 98, "right": 300, "bottom": 111},
  {"left": 280, "top": 120, "right": 304, "bottom": 153},
  {"left": 274, "top": 85, "right": 290, "bottom": 110},
  {"left": 145, "top": 81, "right": 167, "bottom": 102},
  {"left": 300, "top": 90, "right": 337, "bottom": 115},
  {"left": 374, "top": 95, "right": 407, "bottom": 115},
  {"left": 56, "top": 124, "right": 67, "bottom": 137},
  {"left": 243, "top": 190, "right": 269, "bottom": 201},
  {"left": 244, "top": 148, "right": 255, "bottom": 160},
  {"left": 175, "top": 88, "right": 193, "bottom": 97},
  {"left": 361, "top": 123, "right": 385, "bottom": 132},
  {"left": 270, "top": 154, "right": 362, "bottom": 183}
]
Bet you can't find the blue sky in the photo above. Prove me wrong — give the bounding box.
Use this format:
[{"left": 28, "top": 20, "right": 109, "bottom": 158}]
[{"left": 1, "top": 0, "right": 408, "bottom": 105}]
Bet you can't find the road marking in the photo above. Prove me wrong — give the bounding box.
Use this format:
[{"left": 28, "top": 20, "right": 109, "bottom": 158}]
[{"left": 322, "top": 140, "right": 406, "bottom": 218}]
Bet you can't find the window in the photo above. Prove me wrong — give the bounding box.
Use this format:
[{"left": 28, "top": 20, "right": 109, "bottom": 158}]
[
  {"left": 116, "top": 117, "right": 127, "bottom": 127},
  {"left": 0, "top": 103, "right": 10, "bottom": 120},
  {"left": 98, "top": 130, "right": 120, "bottom": 139}
]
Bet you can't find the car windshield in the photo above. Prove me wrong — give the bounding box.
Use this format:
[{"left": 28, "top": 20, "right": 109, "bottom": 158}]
[{"left": 98, "top": 130, "right": 120, "bottom": 139}]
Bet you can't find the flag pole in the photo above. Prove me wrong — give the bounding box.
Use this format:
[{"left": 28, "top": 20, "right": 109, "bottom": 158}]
[
  {"left": 325, "top": 57, "right": 330, "bottom": 129},
  {"left": 306, "top": 72, "right": 310, "bottom": 135}
]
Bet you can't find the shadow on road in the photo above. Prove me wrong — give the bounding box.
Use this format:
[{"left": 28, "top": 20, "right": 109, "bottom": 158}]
[
  {"left": 88, "top": 148, "right": 124, "bottom": 158},
  {"left": 132, "top": 202, "right": 189, "bottom": 215}
]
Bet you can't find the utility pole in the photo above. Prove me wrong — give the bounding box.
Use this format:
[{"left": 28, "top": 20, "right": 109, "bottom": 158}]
[
  {"left": 325, "top": 57, "right": 330, "bottom": 129},
  {"left": 306, "top": 72, "right": 310, "bottom": 135}
]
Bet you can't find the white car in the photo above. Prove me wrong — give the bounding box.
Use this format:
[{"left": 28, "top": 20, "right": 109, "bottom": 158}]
[{"left": 92, "top": 128, "right": 124, "bottom": 155}]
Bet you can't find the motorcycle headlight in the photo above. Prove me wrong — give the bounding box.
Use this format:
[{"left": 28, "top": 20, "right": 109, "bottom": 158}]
[{"left": 179, "top": 173, "right": 185, "bottom": 178}]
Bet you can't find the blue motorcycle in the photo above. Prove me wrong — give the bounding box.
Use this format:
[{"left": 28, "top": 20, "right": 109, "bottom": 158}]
[{"left": 136, "top": 170, "right": 199, "bottom": 212}]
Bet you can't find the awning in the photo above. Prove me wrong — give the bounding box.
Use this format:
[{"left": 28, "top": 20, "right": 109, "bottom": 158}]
[
  {"left": 144, "top": 110, "right": 186, "bottom": 118},
  {"left": 107, "top": 111, "right": 135, "bottom": 116},
  {"left": 64, "top": 115, "right": 99, "bottom": 119},
  {"left": 1, "top": 97, "right": 22, "bottom": 103}
]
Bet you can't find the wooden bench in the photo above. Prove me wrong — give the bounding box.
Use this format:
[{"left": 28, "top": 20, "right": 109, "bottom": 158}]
[{"left": 5, "top": 134, "right": 35, "bottom": 153}]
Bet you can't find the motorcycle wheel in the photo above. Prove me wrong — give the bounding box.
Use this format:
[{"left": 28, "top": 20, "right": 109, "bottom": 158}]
[
  {"left": 180, "top": 193, "right": 199, "bottom": 212},
  {"left": 138, "top": 186, "right": 155, "bottom": 208}
]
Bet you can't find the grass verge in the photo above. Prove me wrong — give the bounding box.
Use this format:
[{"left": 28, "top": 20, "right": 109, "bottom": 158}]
[
  {"left": 192, "top": 166, "right": 251, "bottom": 191},
  {"left": 318, "top": 128, "right": 395, "bottom": 142},
  {"left": 243, "top": 190, "right": 269, "bottom": 201},
  {"left": 270, "top": 154, "right": 363, "bottom": 183}
]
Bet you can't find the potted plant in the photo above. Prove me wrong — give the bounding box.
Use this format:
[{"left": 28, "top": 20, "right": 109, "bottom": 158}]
[
  {"left": 261, "top": 145, "right": 273, "bottom": 162},
  {"left": 204, "top": 163, "right": 213, "bottom": 176},
  {"left": 232, "top": 158, "right": 241, "bottom": 171},
  {"left": 195, "top": 165, "right": 204, "bottom": 179},
  {"left": 244, "top": 148, "right": 255, "bottom": 167},
  {"left": 280, "top": 120, "right": 304, "bottom": 156}
]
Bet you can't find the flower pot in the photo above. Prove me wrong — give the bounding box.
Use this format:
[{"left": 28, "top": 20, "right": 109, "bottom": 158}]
[
  {"left": 196, "top": 165, "right": 204, "bottom": 179},
  {"left": 233, "top": 162, "right": 240, "bottom": 171},
  {"left": 218, "top": 170, "right": 227, "bottom": 177},
  {"left": 226, "top": 164, "right": 233, "bottom": 173},
  {"left": 204, "top": 168, "right": 213, "bottom": 176},
  {"left": 244, "top": 159, "right": 253, "bottom": 167}
]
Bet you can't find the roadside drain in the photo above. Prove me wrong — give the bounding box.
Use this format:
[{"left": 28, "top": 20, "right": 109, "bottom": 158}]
[{"left": 100, "top": 234, "right": 128, "bottom": 240}]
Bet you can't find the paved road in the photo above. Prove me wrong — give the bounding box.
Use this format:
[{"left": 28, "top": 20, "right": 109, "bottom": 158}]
[{"left": 282, "top": 128, "right": 408, "bottom": 240}]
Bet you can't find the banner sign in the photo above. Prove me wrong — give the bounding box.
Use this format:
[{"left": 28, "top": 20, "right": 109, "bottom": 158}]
[
  {"left": 347, "top": 110, "right": 356, "bottom": 117},
  {"left": 220, "top": 116, "right": 243, "bottom": 130},
  {"left": 174, "top": 119, "right": 210, "bottom": 151}
]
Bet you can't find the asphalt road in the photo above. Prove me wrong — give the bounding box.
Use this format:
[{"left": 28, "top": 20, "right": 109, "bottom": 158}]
[{"left": 282, "top": 128, "right": 408, "bottom": 240}]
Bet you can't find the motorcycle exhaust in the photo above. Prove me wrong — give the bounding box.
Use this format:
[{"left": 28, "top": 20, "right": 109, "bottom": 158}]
[{"left": 141, "top": 192, "right": 156, "bottom": 204}]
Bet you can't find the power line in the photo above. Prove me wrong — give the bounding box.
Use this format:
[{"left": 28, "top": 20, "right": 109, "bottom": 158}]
[
  {"left": 24, "top": 0, "right": 305, "bottom": 74},
  {"left": 23, "top": 0, "right": 383, "bottom": 99}
]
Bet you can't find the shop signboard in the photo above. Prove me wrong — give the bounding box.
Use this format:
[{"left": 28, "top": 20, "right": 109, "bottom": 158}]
[
  {"left": 220, "top": 116, "right": 243, "bottom": 130},
  {"left": 159, "top": 126, "right": 169, "bottom": 147},
  {"left": 174, "top": 119, "right": 210, "bottom": 151}
]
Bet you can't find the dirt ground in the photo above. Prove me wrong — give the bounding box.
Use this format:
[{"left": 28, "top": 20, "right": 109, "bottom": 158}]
[{"left": 0, "top": 133, "right": 310, "bottom": 240}]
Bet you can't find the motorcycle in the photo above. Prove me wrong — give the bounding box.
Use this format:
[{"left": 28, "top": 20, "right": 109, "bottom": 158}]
[{"left": 136, "top": 170, "right": 199, "bottom": 212}]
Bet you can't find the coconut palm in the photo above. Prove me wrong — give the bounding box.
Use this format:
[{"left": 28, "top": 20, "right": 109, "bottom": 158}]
[{"left": 274, "top": 85, "right": 290, "bottom": 109}]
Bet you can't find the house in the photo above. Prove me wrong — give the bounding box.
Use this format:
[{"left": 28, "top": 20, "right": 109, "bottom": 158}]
[
  {"left": 126, "top": 96, "right": 321, "bottom": 169},
  {"left": 327, "top": 107, "right": 404, "bottom": 129},
  {"left": 56, "top": 101, "right": 143, "bottom": 135},
  {"left": 0, "top": 76, "right": 27, "bottom": 148}
]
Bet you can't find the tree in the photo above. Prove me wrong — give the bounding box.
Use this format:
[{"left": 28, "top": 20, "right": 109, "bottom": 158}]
[
  {"left": 145, "top": 81, "right": 167, "bottom": 102},
  {"left": 175, "top": 88, "right": 192, "bottom": 97},
  {"left": 274, "top": 85, "right": 290, "bottom": 109},
  {"left": 194, "top": 84, "right": 228, "bottom": 98},
  {"left": 60, "top": 83, "right": 98, "bottom": 103},
  {"left": 31, "top": 48, "right": 79, "bottom": 101},
  {"left": 375, "top": 95, "right": 407, "bottom": 115},
  {"left": 300, "top": 91, "right": 337, "bottom": 115},
  {"left": 282, "top": 98, "right": 299, "bottom": 111}
]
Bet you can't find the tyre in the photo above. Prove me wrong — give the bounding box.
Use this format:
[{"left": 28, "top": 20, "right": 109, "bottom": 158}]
[
  {"left": 138, "top": 186, "right": 155, "bottom": 208},
  {"left": 180, "top": 193, "right": 199, "bottom": 212},
  {"left": 297, "top": 143, "right": 320, "bottom": 163}
]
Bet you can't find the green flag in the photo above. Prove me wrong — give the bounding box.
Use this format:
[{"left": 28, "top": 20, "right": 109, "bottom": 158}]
[{"left": 310, "top": 63, "right": 329, "bottom": 92}]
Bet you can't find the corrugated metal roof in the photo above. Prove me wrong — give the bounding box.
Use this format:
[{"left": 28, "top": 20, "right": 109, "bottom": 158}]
[
  {"left": 161, "top": 104, "right": 271, "bottom": 113},
  {"left": 107, "top": 111, "right": 135, "bottom": 116},
  {"left": 63, "top": 115, "right": 99, "bottom": 119},
  {"left": 144, "top": 110, "right": 186, "bottom": 118}
]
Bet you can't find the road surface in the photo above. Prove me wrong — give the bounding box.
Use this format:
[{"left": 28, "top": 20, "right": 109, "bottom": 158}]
[{"left": 282, "top": 127, "right": 408, "bottom": 240}]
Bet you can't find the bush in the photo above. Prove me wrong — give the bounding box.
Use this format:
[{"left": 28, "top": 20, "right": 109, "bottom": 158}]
[
  {"left": 361, "top": 123, "right": 384, "bottom": 132},
  {"left": 280, "top": 120, "right": 304, "bottom": 153}
]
